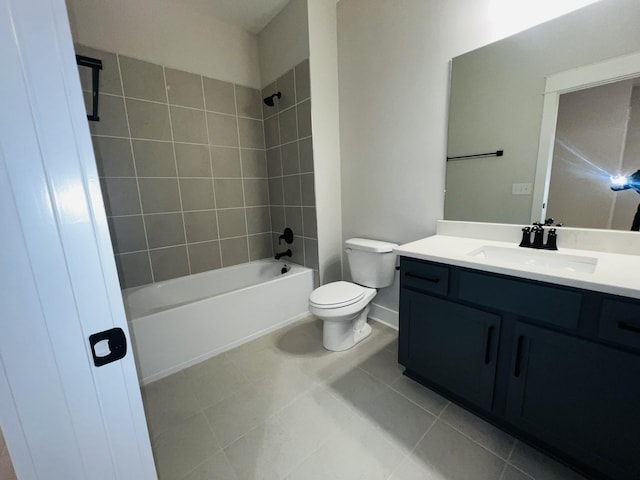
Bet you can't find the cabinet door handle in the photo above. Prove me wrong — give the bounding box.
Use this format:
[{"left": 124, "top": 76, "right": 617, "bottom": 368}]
[
  {"left": 406, "top": 272, "right": 440, "bottom": 283},
  {"left": 618, "top": 320, "right": 640, "bottom": 333},
  {"left": 514, "top": 335, "right": 524, "bottom": 377},
  {"left": 484, "top": 325, "right": 494, "bottom": 365}
]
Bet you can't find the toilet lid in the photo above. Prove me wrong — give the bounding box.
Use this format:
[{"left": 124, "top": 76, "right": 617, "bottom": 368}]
[{"left": 309, "top": 281, "right": 366, "bottom": 308}]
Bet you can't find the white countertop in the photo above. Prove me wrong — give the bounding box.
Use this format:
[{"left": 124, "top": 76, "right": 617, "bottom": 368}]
[{"left": 395, "top": 234, "right": 640, "bottom": 299}]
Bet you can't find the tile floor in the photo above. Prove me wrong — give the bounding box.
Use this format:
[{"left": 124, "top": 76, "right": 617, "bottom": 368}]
[
  {"left": 0, "top": 427, "right": 17, "bottom": 480},
  {"left": 142, "top": 317, "right": 588, "bottom": 480}
]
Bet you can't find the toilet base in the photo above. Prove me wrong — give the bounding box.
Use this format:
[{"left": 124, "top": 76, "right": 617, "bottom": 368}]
[{"left": 322, "top": 305, "right": 372, "bottom": 351}]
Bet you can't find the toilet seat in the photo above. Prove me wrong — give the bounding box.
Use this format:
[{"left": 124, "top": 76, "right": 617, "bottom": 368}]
[{"left": 309, "top": 281, "right": 366, "bottom": 309}]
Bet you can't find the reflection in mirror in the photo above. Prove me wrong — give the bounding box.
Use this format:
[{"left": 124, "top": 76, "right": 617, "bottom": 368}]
[
  {"left": 445, "top": 0, "right": 640, "bottom": 229},
  {"left": 547, "top": 77, "right": 640, "bottom": 230}
]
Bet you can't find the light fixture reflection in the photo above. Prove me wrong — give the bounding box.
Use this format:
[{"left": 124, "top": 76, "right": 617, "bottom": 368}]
[{"left": 488, "top": 0, "right": 602, "bottom": 41}]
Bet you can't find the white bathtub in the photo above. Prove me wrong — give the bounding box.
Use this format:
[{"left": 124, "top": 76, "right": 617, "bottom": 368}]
[{"left": 123, "top": 259, "right": 314, "bottom": 384}]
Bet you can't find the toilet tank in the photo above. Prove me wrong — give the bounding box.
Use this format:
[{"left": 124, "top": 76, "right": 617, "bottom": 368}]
[{"left": 345, "top": 238, "right": 398, "bottom": 288}]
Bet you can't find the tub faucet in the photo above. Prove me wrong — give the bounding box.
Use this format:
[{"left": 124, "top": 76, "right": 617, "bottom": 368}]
[{"left": 275, "top": 249, "right": 292, "bottom": 260}]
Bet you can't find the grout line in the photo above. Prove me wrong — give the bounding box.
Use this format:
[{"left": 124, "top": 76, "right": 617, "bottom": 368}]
[
  {"left": 260, "top": 90, "right": 274, "bottom": 257},
  {"left": 113, "top": 228, "right": 312, "bottom": 257},
  {"left": 163, "top": 66, "right": 192, "bottom": 275},
  {"left": 216, "top": 378, "right": 318, "bottom": 451},
  {"left": 91, "top": 133, "right": 266, "bottom": 151},
  {"left": 506, "top": 465, "right": 535, "bottom": 480},
  {"left": 503, "top": 441, "right": 538, "bottom": 479},
  {"left": 385, "top": 379, "right": 517, "bottom": 473},
  {"left": 232, "top": 85, "right": 252, "bottom": 263},
  {"left": 97, "top": 175, "right": 269, "bottom": 180},
  {"left": 293, "top": 68, "right": 306, "bottom": 249},
  {"left": 383, "top": 398, "right": 450, "bottom": 480},
  {"left": 386, "top": 383, "right": 448, "bottom": 419},
  {"left": 273, "top": 81, "right": 287, "bottom": 233},
  {"left": 506, "top": 440, "right": 517, "bottom": 463},
  {"left": 100, "top": 199, "right": 312, "bottom": 212},
  {"left": 91, "top": 90, "right": 263, "bottom": 121},
  {"left": 434, "top": 407, "right": 516, "bottom": 462},
  {"left": 261, "top": 96, "right": 310, "bottom": 122},
  {"left": 116, "top": 53, "right": 155, "bottom": 284},
  {"left": 201, "top": 75, "right": 224, "bottom": 269},
  {"left": 498, "top": 462, "right": 509, "bottom": 480}
]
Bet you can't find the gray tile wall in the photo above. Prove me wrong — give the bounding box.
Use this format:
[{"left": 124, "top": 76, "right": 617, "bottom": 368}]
[
  {"left": 262, "top": 59, "right": 318, "bottom": 281},
  {"left": 77, "top": 44, "right": 273, "bottom": 288}
]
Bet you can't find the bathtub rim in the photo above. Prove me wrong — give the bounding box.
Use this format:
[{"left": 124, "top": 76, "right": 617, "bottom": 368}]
[{"left": 123, "top": 259, "right": 310, "bottom": 321}]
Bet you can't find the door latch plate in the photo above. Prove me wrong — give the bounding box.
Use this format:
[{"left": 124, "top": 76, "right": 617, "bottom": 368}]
[{"left": 89, "top": 327, "right": 127, "bottom": 367}]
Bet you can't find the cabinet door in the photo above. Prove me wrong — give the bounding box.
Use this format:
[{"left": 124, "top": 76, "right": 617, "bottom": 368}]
[
  {"left": 400, "top": 290, "right": 500, "bottom": 411},
  {"left": 506, "top": 322, "right": 640, "bottom": 480}
]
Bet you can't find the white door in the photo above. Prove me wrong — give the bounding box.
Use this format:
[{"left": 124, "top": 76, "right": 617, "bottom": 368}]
[{"left": 0, "top": 0, "right": 157, "bottom": 478}]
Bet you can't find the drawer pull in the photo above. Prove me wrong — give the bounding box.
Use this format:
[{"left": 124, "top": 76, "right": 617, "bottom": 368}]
[
  {"left": 618, "top": 321, "right": 640, "bottom": 333},
  {"left": 484, "top": 325, "right": 494, "bottom": 365},
  {"left": 406, "top": 272, "right": 440, "bottom": 283},
  {"left": 514, "top": 335, "right": 524, "bottom": 377}
]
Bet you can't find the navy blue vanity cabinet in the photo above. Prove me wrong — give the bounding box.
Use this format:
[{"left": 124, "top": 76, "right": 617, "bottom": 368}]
[
  {"left": 398, "top": 255, "right": 640, "bottom": 480},
  {"left": 506, "top": 322, "right": 640, "bottom": 480},
  {"left": 400, "top": 289, "right": 500, "bottom": 410},
  {"left": 399, "top": 258, "right": 501, "bottom": 411}
]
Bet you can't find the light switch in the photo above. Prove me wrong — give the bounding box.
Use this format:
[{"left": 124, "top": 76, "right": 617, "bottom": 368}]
[{"left": 512, "top": 183, "right": 532, "bottom": 195}]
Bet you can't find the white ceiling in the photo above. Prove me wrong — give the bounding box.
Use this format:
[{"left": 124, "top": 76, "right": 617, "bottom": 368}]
[{"left": 179, "top": 0, "right": 292, "bottom": 34}]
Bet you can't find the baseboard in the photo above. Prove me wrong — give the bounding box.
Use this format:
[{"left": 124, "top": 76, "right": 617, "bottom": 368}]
[{"left": 369, "top": 302, "right": 398, "bottom": 330}]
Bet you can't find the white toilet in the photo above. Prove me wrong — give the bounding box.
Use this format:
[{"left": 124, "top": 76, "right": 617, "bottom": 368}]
[{"left": 309, "top": 238, "right": 398, "bottom": 351}]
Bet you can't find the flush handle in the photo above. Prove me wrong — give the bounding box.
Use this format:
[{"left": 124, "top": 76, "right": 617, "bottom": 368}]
[{"left": 89, "top": 328, "right": 127, "bottom": 367}]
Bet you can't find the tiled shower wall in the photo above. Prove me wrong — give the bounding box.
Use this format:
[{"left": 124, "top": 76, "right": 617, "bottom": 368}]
[
  {"left": 263, "top": 60, "right": 318, "bottom": 280},
  {"left": 77, "top": 44, "right": 273, "bottom": 288}
]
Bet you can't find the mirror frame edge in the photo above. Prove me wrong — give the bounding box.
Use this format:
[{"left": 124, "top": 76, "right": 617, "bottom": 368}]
[{"left": 531, "top": 51, "right": 640, "bottom": 224}]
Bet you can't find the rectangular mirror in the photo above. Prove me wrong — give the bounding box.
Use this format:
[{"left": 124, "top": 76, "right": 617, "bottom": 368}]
[{"left": 445, "top": 0, "right": 640, "bottom": 230}]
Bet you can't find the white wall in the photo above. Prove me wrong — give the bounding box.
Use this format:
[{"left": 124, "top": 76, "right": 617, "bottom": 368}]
[
  {"left": 258, "top": 0, "right": 310, "bottom": 87},
  {"left": 337, "top": 0, "right": 602, "bottom": 323},
  {"left": 308, "top": 0, "right": 343, "bottom": 284},
  {"left": 65, "top": 0, "right": 261, "bottom": 87}
]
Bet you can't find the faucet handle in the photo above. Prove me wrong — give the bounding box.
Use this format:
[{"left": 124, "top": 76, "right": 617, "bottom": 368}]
[
  {"left": 532, "top": 224, "right": 545, "bottom": 248},
  {"left": 519, "top": 226, "right": 532, "bottom": 248},
  {"left": 278, "top": 227, "right": 294, "bottom": 245},
  {"left": 545, "top": 228, "right": 558, "bottom": 250}
]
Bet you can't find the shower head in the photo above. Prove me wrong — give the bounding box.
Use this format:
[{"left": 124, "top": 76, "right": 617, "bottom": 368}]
[{"left": 263, "top": 91, "right": 281, "bottom": 107}]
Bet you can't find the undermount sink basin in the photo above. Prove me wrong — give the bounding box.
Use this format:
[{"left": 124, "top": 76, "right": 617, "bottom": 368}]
[{"left": 468, "top": 245, "right": 598, "bottom": 273}]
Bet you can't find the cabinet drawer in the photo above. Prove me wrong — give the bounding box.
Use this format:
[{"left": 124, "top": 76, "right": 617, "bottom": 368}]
[
  {"left": 459, "top": 270, "right": 581, "bottom": 329},
  {"left": 599, "top": 298, "right": 640, "bottom": 351},
  {"left": 401, "top": 258, "right": 449, "bottom": 296}
]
